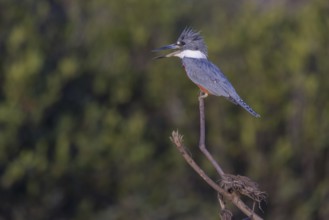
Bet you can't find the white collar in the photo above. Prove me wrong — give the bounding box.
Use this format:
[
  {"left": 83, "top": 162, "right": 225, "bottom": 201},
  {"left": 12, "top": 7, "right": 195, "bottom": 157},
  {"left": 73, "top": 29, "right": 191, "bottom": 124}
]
[{"left": 173, "top": 50, "right": 207, "bottom": 59}]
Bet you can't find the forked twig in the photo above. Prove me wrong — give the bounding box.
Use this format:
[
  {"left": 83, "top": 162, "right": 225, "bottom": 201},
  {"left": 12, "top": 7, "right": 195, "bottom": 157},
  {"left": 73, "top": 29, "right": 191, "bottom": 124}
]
[
  {"left": 198, "top": 93, "right": 225, "bottom": 177},
  {"left": 169, "top": 92, "right": 265, "bottom": 220},
  {"left": 170, "top": 131, "right": 262, "bottom": 220}
]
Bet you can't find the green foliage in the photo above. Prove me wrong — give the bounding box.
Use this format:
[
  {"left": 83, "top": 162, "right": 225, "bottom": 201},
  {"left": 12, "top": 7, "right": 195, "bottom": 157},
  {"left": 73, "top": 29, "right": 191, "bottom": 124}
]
[{"left": 0, "top": 0, "right": 329, "bottom": 219}]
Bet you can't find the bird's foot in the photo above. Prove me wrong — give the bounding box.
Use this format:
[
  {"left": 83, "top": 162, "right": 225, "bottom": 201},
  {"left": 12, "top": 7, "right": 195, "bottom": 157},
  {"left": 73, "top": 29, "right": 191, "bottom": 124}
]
[{"left": 199, "top": 92, "right": 208, "bottom": 99}]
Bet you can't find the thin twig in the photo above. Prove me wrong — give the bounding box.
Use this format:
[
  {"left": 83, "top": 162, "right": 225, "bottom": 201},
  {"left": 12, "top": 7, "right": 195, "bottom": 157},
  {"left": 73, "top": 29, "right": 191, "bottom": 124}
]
[
  {"left": 170, "top": 131, "right": 263, "bottom": 220},
  {"left": 198, "top": 92, "right": 225, "bottom": 177},
  {"left": 169, "top": 91, "right": 265, "bottom": 219}
]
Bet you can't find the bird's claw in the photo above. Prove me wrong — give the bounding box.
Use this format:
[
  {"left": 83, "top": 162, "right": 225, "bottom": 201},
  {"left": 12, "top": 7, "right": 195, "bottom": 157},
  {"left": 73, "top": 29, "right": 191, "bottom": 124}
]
[{"left": 199, "top": 92, "right": 208, "bottom": 99}]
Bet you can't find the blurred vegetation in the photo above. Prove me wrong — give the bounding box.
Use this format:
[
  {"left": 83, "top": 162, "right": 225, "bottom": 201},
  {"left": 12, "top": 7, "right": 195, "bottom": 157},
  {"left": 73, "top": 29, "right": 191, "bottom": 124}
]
[{"left": 0, "top": 0, "right": 328, "bottom": 219}]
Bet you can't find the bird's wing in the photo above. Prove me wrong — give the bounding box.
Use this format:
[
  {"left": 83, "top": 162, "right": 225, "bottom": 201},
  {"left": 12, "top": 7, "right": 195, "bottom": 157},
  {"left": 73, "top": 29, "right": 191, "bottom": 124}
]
[
  {"left": 183, "top": 58, "right": 238, "bottom": 98},
  {"left": 182, "top": 58, "right": 260, "bottom": 117}
]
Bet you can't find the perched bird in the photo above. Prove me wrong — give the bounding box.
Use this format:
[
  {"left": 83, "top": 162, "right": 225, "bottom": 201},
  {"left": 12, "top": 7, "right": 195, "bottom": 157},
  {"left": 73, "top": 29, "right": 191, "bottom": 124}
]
[{"left": 153, "top": 28, "right": 260, "bottom": 117}]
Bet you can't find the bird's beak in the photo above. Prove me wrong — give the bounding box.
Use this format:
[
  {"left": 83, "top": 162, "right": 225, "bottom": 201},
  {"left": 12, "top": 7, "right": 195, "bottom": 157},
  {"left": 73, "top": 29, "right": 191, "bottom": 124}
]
[
  {"left": 153, "top": 43, "right": 179, "bottom": 51},
  {"left": 152, "top": 43, "right": 180, "bottom": 59}
]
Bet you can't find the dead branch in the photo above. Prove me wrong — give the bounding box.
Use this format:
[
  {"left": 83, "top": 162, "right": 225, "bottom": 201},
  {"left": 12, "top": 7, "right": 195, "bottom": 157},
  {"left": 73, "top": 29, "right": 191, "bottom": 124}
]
[
  {"left": 169, "top": 92, "right": 266, "bottom": 220},
  {"left": 170, "top": 131, "right": 263, "bottom": 220},
  {"left": 198, "top": 94, "right": 225, "bottom": 177}
]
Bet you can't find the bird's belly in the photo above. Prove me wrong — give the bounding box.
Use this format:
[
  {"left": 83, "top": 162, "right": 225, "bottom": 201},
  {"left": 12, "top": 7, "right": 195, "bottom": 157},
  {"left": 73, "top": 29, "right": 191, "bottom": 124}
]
[{"left": 196, "top": 84, "right": 210, "bottom": 94}]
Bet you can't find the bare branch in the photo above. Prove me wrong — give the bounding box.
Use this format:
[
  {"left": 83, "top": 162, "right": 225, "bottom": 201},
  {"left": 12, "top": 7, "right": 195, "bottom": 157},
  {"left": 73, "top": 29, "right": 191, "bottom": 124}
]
[
  {"left": 220, "top": 209, "right": 233, "bottom": 220},
  {"left": 169, "top": 91, "right": 267, "bottom": 219},
  {"left": 198, "top": 93, "right": 225, "bottom": 177},
  {"left": 218, "top": 193, "right": 233, "bottom": 220},
  {"left": 170, "top": 131, "right": 264, "bottom": 220}
]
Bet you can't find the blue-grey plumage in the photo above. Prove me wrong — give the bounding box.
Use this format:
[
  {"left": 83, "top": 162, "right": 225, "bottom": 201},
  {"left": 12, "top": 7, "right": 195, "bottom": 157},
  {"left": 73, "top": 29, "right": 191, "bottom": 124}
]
[
  {"left": 153, "top": 27, "right": 260, "bottom": 118},
  {"left": 182, "top": 58, "right": 260, "bottom": 117}
]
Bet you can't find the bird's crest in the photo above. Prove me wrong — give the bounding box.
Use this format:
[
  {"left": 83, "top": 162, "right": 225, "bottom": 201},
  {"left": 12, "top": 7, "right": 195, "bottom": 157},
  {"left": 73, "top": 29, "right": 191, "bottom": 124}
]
[
  {"left": 179, "top": 27, "right": 203, "bottom": 42},
  {"left": 177, "top": 27, "right": 208, "bottom": 55}
]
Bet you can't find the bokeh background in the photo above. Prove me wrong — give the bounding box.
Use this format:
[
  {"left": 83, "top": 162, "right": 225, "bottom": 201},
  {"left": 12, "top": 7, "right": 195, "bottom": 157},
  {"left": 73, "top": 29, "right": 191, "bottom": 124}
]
[{"left": 0, "top": 0, "right": 329, "bottom": 219}]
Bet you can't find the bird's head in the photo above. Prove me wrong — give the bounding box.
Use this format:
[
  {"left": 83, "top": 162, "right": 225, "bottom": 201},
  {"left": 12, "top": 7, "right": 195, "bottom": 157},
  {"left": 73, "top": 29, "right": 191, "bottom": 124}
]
[{"left": 153, "top": 28, "right": 208, "bottom": 59}]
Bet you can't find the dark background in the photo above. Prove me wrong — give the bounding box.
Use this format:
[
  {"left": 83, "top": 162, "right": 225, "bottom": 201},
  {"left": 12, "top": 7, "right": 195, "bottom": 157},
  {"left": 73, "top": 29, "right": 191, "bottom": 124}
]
[{"left": 0, "top": 0, "right": 328, "bottom": 219}]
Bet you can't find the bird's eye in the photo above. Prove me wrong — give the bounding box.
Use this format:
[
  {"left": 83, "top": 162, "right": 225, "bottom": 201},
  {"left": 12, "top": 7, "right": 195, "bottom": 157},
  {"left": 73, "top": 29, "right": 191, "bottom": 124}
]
[{"left": 177, "top": 41, "right": 185, "bottom": 46}]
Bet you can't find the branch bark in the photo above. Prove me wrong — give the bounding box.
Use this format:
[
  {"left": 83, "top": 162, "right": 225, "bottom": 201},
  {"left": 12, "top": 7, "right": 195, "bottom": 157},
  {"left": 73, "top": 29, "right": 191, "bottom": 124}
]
[
  {"left": 170, "top": 131, "right": 262, "bottom": 220},
  {"left": 198, "top": 93, "right": 225, "bottom": 177},
  {"left": 170, "top": 92, "right": 264, "bottom": 220}
]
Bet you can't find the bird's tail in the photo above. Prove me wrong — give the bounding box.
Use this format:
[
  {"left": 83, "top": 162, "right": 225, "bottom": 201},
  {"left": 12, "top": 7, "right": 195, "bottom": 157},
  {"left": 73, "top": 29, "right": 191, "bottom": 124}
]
[{"left": 237, "top": 98, "right": 260, "bottom": 118}]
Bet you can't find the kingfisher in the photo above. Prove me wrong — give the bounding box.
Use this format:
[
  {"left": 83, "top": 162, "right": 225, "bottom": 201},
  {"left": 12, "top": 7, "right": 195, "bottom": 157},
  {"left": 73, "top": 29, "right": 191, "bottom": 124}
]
[{"left": 153, "top": 28, "right": 260, "bottom": 117}]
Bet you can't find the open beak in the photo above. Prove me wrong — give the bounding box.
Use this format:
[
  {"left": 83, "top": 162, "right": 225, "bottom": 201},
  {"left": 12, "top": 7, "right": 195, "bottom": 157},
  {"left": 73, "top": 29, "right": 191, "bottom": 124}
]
[{"left": 152, "top": 43, "right": 180, "bottom": 59}]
